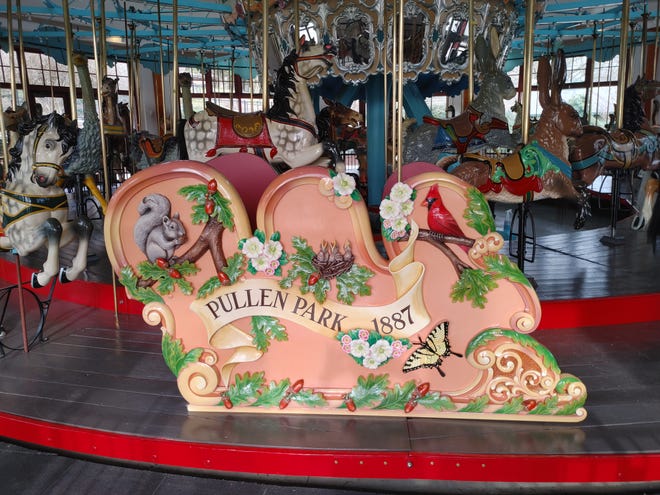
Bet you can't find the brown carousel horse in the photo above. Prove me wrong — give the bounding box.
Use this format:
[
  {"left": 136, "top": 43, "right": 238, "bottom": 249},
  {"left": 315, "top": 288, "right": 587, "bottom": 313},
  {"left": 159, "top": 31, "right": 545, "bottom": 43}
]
[
  {"left": 441, "top": 50, "right": 590, "bottom": 229},
  {"left": 316, "top": 97, "right": 366, "bottom": 182}
]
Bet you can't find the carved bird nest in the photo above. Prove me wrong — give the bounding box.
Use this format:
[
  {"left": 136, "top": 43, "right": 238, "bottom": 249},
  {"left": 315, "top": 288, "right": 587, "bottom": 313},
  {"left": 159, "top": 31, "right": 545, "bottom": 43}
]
[{"left": 312, "top": 241, "right": 354, "bottom": 279}]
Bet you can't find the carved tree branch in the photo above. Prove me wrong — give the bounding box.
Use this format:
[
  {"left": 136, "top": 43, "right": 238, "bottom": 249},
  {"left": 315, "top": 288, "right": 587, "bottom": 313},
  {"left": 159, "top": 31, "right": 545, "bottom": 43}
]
[
  {"left": 171, "top": 217, "right": 227, "bottom": 271},
  {"left": 398, "top": 228, "right": 471, "bottom": 277}
]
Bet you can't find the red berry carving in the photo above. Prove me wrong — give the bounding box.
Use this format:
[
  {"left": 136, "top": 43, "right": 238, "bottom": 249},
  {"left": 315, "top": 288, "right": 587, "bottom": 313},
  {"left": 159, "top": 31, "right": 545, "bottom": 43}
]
[
  {"left": 168, "top": 268, "right": 182, "bottom": 279},
  {"left": 291, "top": 379, "right": 304, "bottom": 393},
  {"left": 523, "top": 399, "right": 537, "bottom": 411},
  {"left": 404, "top": 400, "right": 417, "bottom": 414},
  {"left": 156, "top": 258, "right": 169, "bottom": 269},
  {"left": 205, "top": 199, "right": 215, "bottom": 215},
  {"left": 345, "top": 396, "right": 356, "bottom": 412},
  {"left": 222, "top": 394, "right": 233, "bottom": 409},
  {"left": 217, "top": 271, "right": 230, "bottom": 285},
  {"left": 207, "top": 178, "right": 218, "bottom": 193},
  {"left": 307, "top": 273, "right": 320, "bottom": 286}
]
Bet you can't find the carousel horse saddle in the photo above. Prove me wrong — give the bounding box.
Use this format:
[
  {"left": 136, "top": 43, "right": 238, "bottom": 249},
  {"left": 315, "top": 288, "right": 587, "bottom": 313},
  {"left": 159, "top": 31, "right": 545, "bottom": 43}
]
[
  {"left": 140, "top": 133, "right": 176, "bottom": 159},
  {"left": 424, "top": 106, "right": 509, "bottom": 154},
  {"left": 205, "top": 101, "right": 265, "bottom": 139}
]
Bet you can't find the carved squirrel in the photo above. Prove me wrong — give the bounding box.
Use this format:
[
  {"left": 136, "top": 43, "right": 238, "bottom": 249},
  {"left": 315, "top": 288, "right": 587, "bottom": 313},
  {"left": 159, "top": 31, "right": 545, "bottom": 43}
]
[{"left": 134, "top": 193, "right": 186, "bottom": 263}]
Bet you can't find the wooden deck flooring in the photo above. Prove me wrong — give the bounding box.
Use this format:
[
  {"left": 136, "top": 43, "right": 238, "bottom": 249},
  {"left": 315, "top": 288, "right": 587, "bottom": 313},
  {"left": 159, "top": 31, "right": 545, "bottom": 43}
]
[{"left": 0, "top": 195, "right": 659, "bottom": 494}]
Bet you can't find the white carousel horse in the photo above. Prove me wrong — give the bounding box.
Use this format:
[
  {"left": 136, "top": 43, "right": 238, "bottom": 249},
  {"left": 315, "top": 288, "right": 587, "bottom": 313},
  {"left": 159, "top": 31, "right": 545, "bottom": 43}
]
[
  {"left": 182, "top": 38, "right": 342, "bottom": 170},
  {"left": 0, "top": 113, "right": 93, "bottom": 288}
]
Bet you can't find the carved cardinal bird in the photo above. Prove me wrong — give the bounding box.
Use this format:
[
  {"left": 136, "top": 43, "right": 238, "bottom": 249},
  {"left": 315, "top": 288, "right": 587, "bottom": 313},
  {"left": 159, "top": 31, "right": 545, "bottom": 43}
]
[{"left": 424, "top": 184, "right": 469, "bottom": 251}]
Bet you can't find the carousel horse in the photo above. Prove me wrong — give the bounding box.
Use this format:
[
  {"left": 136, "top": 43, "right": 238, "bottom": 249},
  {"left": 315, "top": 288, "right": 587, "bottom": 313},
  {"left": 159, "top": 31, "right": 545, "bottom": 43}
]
[
  {"left": 101, "top": 75, "right": 132, "bottom": 176},
  {"left": 441, "top": 50, "right": 591, "bottom": 229},
  {"left": 570, "top": 78, "right": 660, "bottom": 190},
  {"left": 1, "top": 102, "right": 30, "bottom": 149},
  {"left": 316, "top": 97, "right": 366, "bottom": 182},
  {"left": 0, "top": 113, "right": 93, "bottom": 288},
  {"left": 403, "top": 35, "right": 517, "bottom": 164},
  {"left": 182, "top": 37, "right": 341, "bottom": 170}
]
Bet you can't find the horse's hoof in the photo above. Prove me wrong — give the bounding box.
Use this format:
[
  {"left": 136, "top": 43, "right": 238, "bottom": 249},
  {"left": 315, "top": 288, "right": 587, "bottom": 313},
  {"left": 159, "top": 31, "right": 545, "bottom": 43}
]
[
  {"left": 631, "top": 216, "right": 645, "bottom": 231},
  {"left": 58, "top": 267, "right": 71, "bottom": 284},
  {"left": 31, "top": 272, "right": 44, "bottom": 289}
]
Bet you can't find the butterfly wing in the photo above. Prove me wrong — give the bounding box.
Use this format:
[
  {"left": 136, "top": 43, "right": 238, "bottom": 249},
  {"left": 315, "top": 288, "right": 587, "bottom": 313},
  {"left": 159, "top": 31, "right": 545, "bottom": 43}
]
[
  {"left": 402, "top": 346, "right": 441, "bottom": 373},
  {"left": 402, "top": 322, "right": 461, "bottom": 377}
]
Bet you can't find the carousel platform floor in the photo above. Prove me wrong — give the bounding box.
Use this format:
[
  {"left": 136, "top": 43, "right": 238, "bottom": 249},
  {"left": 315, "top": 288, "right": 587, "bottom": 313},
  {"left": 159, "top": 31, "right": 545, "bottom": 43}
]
[{"left": 0, "top": 199, "right": 659, "bottom": 494}]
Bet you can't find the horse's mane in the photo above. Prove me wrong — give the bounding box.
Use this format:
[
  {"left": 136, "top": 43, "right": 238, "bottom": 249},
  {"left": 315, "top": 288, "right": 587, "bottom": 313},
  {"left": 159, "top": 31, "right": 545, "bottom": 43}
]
[
  {"left": 266, "top": 49, "right": 298, "bottom": 120},
  {"left": 623, "top": 82, "right": 646, "bottom": 132},
  {"left": 7, "top": 113, "right": 78, "bottom": 182}
]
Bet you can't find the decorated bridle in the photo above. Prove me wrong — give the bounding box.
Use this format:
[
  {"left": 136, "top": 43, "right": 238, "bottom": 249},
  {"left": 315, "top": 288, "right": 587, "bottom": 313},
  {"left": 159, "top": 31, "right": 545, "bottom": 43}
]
[{"left": 31, "top": 122, "right": 66, "bottom": 179}]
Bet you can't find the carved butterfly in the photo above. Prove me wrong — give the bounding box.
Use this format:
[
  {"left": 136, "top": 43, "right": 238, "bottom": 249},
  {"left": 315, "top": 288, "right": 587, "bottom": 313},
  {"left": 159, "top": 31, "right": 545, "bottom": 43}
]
[{"left": 402, "top": 321, "right": 462, "bottom": 377}]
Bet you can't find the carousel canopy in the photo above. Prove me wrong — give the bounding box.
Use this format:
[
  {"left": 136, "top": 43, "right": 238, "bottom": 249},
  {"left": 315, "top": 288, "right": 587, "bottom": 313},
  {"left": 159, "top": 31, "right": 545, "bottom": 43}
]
[{"left": 0, "top": 0, "right": 658, "bottom": 79}]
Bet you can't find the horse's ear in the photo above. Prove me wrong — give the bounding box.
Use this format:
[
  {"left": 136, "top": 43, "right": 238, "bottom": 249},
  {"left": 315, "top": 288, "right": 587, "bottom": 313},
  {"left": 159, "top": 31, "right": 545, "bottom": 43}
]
[
  {"left": 537, "top": 55, "right": 552, "bottom": 109},
  {"left": 299, "top": 35, "right": 306, "bottom": 47},
  {"left": 550, "top": 49, "right": 566, "bottom": 107}
]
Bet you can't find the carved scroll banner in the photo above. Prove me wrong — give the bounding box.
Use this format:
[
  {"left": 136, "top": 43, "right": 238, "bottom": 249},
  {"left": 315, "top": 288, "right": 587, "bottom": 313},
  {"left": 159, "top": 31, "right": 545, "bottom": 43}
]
[{"left": 105, "top": 158, "right": 586, "bottom": 421}]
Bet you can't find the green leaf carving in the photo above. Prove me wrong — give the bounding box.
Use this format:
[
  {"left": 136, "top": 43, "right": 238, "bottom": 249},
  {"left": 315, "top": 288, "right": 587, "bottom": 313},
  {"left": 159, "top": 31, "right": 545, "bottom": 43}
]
[
  {"left": 226, "top": 372, "right": 266, "bottom": 406},
  {"left": 483, "top": 254, "right": 531, "bottom": 287},
  {"left": 118, "top": 266, "right": 163, "bottom": 304},
  {"left": 464, "top": 187, "right": 496, "bottom": 235},
  {"left": 458, "top": 395, "right": 490, "bottom": 413},
  {"left": 178, "top": 184, "right": 234, "bottom": 229},
  {"left": 374, "top": 381, "right": 417, "bottom": 410},
  {"left": 251, "top": 379, "right": 290, "bottom": 407},
  {"left": 494, "top": 396, "right": 525, "bottom": 414},
  {"left": 349, "top": 374, "right": 391, "bottom": 409},
  {"left": 417, "top": 392, "right": 457, "bottom": 411},
  {"left": 451, "top": 268, "right": 498, "bottom": 308},
  {"left": 336, "top": 265, "right": 374, "bottom": 305},
  {"left": 466, "top": 328, "right": 561, "bottom": 375},
  {"left": 292, "top": 389, "right": 328, "bottom": 407},
  {"left": 161, "top": 333, "right": 203, "bottom": 377},
  {"left": 250, "top": 316, "right": 288, "bottom": 352}
]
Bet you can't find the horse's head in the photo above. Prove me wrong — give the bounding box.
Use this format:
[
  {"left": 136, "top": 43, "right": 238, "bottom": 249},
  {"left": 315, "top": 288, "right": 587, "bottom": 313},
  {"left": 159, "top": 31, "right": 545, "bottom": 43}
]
[
  {"left": 537, "top": 50, "right": 583, "bottom": 140},
  {"left": 294, "top": 36, "right": 336, "bottom": 80},
  {"left": 101, "top": 75, "right": 119, "bottom": 97},
  {"left": 26, "top": 113, "right": 78, "bottom": 188}
]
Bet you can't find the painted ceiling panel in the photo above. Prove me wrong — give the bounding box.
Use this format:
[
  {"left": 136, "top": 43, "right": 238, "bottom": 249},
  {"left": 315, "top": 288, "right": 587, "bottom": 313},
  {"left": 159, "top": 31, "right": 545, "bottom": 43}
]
[{"left": 0, "top": 0, "right": 658, "bottom": 76}]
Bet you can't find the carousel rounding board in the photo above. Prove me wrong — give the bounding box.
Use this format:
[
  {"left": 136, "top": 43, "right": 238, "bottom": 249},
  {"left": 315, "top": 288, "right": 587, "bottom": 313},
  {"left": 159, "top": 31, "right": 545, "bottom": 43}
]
[{"left": 104, "top": 157, "right": 586, "bottom": 421}]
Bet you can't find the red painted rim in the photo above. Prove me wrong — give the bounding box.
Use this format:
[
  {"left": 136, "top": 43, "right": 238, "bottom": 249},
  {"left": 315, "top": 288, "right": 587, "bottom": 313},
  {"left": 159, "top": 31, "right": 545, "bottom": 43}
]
[{"left": 1, "top": 411, "right": 660, "bottom": 484}]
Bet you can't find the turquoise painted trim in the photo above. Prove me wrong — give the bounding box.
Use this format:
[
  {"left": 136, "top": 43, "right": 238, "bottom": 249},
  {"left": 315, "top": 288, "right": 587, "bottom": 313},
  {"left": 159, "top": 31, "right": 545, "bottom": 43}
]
[{"left": 366, "top": 76, "right": 386, "bottom": 206}]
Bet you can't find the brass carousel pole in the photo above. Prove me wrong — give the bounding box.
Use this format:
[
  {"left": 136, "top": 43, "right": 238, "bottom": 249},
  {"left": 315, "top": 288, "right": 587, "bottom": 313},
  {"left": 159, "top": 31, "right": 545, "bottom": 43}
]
[
  {"left": 88, "top": 0, "right": 119, "bottom": 328},
  {"left": 62, "top": 0, "right": 77, "bottom": 121},
  {"left": 616, "top": 1, "right": 631, "bottom": 129},
  {"left": 262, "top": 0, "right": 269, "bottom": 111},
  {"left": 171, "top": 0, "right": 180, "bottom": 135},
  {"left": 7, "top": 0, "right": 29, "bottom": 351},
  {"left": 514, "top": 0, "right": 536, "bottom": 273},
  {"left": 15, "top": 0, "right": 31, "bottom": 117},
  {"left": 654, "top": 0, "right": 659, "bottom": 78},
  {"left": 6, "top": 0, "right": 17, "bottom": 110},
  {"left": 157, "top": 0, "right": 168, "bottom": 133},
  {"left": 586, "top": 23, "right": 599, "bottom": 124},
  {"left": 390, "top": 0, "right": 399, "bottom": 177},
  {"left": 247, "top": 0, "right": 255, "bottom": 112},
  {"left": 396, "top": 0, "right": 404, "bottom": 179},
  {"left": 602, "top": 0, "right": 631, "bottom": 246},
  {"left": 467, "top": 0, "right": 474, "bottom": 105},
  {"left": 2, "top": 0, "right": 14, "bottom": 173}
]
